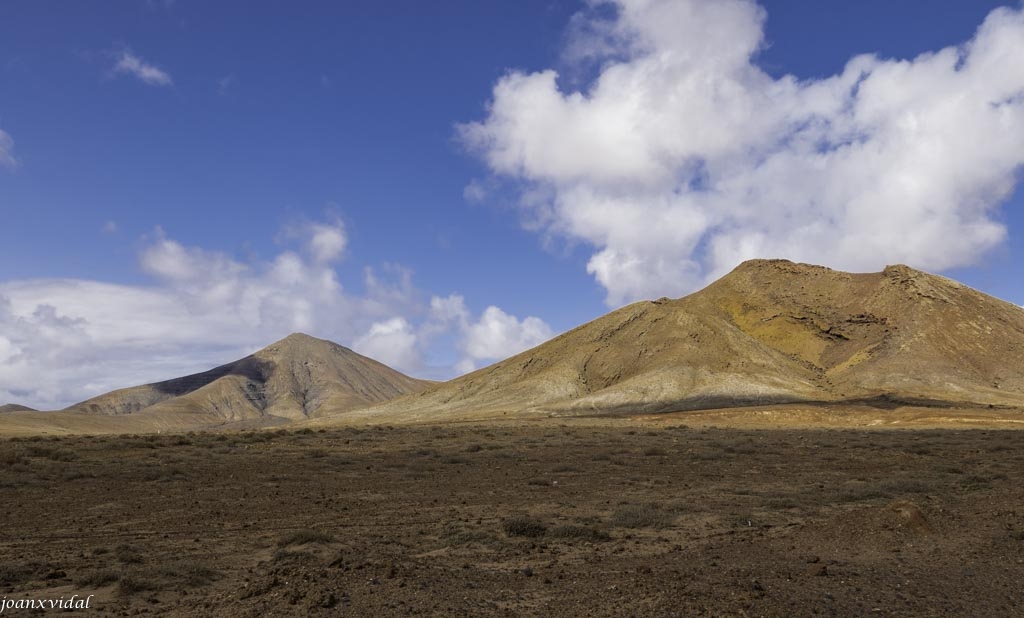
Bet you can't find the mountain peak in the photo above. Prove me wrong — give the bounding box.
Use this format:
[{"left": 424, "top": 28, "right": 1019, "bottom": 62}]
[
  {"left": 729, "top": 258, "right": 838, "bottom": 277},
  {"left": 65, "top": 333, "right": 429, "bottom": 422},
  {"left": 275, "top": 332, "right": 323, "bottom": 345}
]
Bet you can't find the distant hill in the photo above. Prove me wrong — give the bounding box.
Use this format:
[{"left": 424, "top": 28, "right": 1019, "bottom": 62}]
[
  {"left": 0, "top": 404, "right": 37, "bottom": 413},
  {"left": 349, "top": 260, "right": 1024, "bottom": 422},
  {"left": 65, "top": 333, "right": 431, "bottom": 421}
]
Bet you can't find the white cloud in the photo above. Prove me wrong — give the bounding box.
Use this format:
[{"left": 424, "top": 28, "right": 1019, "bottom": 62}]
[
  {"left": 461, "top": 0, "right": 1024, "bottom": 305},
  {"left": 308, "top": 222, "right": 347, "bottom": 264},
  {"left": 0, "top": 220, "right": 553, "bottom": 408},
  {"left": 113, "top": 50, "right": 173, "bottom": 87},
  {"left": 280, "top": 217, "right": 348, "bottom": 265},
  {"left": 0, "top": 220, "right": 405, "bottom": 408},
  {"left": 421, "top": 294, "right": 553, "bottom": 373},
  {"left": 0, "top": 129, "right": 17, "bottom": 169},
  {"left": 101, "top": 220, "right": 118, "bottom": 233},
  {"left": 463, "top": 306, "right": 554, "bottom": 362},
  {"left": 352, "top": 318, "right": 420, "bottom": 372},
  {"left": 463, "top": 179, "right": 488, "bottom": 203}
]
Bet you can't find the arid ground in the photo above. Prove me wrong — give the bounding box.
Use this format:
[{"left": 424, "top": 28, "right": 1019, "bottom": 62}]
[{"left": 2, "top": 418, "right": 1023, "bottom": 616}]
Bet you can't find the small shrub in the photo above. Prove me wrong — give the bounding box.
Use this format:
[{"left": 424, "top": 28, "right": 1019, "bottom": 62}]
[
  {"left": 115, "top": 544, "right": 144, "bottom": 565},
  {"left": 547, "top": 524, "right": 610, "bottom": 542},
  {"left": 25, "top": 446, "right": 78, "bottom": 461},
  {"left": 501, "top": 515, "right": 547, "bottom": 538},
  {"left": 75, "top": 569, "right": 121, "bottom": 587},
  {"left": 440, "top": 523, "right": 497, "bottom": 547},
  {"left": 277, "top": 529, "right": 335, "bottom": 548},
  {"left": 272, "top": 548, "right": 315, "bottom": 563},
  {"left": 1, "top": 451, "right": 25, "bottom": 465},
  {"left": 0, "top": 562, "right": 35, "bottom": 587},
  {"left": 117, "top": 574, "right": 157, "bottom": 596},
  {"left": 881, "top": 478, "right": 934, "bottom": 494},
  {"left": 610, "top": 503, "right": 675, "bottom": 529}
]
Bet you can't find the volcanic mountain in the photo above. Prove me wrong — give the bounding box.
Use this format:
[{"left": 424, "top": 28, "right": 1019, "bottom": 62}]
[
  {"left": 0, "top": 404, "right": 36, "bottom": 413},
  {"left": 65, "top": 333, "right": 431, "bottom": 421},
  {"left": 343, "top": 260, "right": 1024, "bottom": 422}
]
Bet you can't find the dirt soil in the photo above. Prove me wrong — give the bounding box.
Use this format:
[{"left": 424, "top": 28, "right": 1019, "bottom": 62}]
[{"left": 2, "top": 422, "right": 1023, "bottom": 616}]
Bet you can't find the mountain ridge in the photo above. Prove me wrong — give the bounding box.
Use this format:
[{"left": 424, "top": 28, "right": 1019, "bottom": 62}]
[
  {"left": 327, "top": 259, "right": 1024, "bottom": 423},
  {"left": 65, "top": 332, "right": 431, "bottom": 421}
]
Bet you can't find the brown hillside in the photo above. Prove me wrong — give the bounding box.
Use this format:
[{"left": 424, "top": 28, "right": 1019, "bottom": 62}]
[
  {"left": 0, "top": 404, "right": 36, "bottom": 413},
  {"left": 66, "top": 333, "right": 430, "bottom": 421},
  {"left": 338, "top": 260, "right": 1024, "bottom": 423}
]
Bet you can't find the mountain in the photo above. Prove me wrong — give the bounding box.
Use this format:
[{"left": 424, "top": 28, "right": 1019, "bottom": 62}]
[
  {"left": 0, "top": 404, "right": 36, "bottom": 413},
  {"left": 65, "top": 333, "right": 431, "bottom": 421},
  {"left": 344, "top": 260, "right": 1024, "bottom": 422}
]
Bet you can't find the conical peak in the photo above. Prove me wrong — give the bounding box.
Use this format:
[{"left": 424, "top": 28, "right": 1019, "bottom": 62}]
[
  {"left": 278, "top": 332, "right": 319, "bottom": 344},
  {"left": 730, "top": 259, "right": 837, "bottom": 276},
  {"left": 257, "top": 332, "right": 348, "bottom": 360},
  {"left": 264, "top": 332, "right": 339, "bottom": 352}
]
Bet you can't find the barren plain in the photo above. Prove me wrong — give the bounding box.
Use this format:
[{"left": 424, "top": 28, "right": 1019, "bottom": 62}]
[{"left": 2, "top": 418, "right": 1023, "bottom": 617}]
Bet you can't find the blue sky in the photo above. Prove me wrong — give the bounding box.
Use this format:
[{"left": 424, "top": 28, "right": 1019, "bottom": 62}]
[{"left": 1, "top": 0, "right": 1022, "bottom": 409}]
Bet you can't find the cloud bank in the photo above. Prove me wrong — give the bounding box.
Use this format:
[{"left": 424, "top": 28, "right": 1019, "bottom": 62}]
[
  {"left": 461, "top": 0, "right": 1024, "bottom": 305},
  {"left": 0, "top": 221, "right": 552, "bottom": 409}
]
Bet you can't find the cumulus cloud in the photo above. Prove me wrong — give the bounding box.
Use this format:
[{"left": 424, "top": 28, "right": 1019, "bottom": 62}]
[
  {"left": 280, "top": 217, "right": 348, "bottom": 265},
  {"left": 352, "top": 318, "right": 420, "bottom": 371},
  {"left": 0, "top": 220, "right": 553, "bottom": 408},
  {"left": 424, "top": 295, "right": 553, "bottom": 374},
  {"left": 0, "top": 220, "right": 393, "bottom": 408},
  {"left": 461, "top": 0, "right": 1024, "bottom": 305},
  {"left": 113, "top": 50, "right": 173, "bottom": 87},
  {"left": 463, "top": 306, "right": 554, "bottom": 364},
  {"left": 0, "top": 129, "right": 17, "bottom": 169}
]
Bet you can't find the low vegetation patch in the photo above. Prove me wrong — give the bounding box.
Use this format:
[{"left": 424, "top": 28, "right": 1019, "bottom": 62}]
[
  {"left": 547, "top": 524, "right": 610, "bottom": 542},
  {"left": 610, "top": 502, "right": 676, "bottom": 529},
  {"left": 440, "top": 522, "right": 498, "bottom": 547},
  {"left": 501, "top": 514, "right": 547, "bottom": 538},
  {"left": 277, "top": 529, "right": 335, "bottom": 548},
  {"left": 24, "top": 445, "right": 78, "bottom": 461}
]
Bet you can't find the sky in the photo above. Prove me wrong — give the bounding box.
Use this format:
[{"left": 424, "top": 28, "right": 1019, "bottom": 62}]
[{"left": 1, "top": 0, "right": 1023, "bottom": 409}]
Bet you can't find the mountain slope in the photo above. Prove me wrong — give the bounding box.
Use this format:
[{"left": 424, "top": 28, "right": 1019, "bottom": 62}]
[
  {"left": 66, "top": 333, "right": 431, "bottom": 421},
  {"left": 0, "top": 404, "right": 36, "bottom": 413},
  {"left": 346, "top": 260, "right": 1024, "bottom": 422}
]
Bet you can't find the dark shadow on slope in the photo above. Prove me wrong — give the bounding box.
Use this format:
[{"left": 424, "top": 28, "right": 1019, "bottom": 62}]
[
  {"left": 152, "top": 357, "right": 274, "bottom": 397},
  {"left": 563, "top": 393, "right": 1018, "bottom": 418}
]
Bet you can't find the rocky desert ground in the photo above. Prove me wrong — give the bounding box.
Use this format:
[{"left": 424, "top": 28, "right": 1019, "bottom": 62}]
[{"left": 2, "top": 417, "right": 1023, "bottom": 617}]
